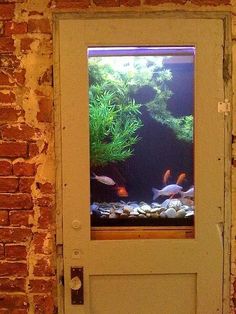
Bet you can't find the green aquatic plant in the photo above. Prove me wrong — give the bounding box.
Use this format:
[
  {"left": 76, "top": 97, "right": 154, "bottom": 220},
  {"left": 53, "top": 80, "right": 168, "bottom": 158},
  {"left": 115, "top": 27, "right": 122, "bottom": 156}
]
[
  {"left": 170, "top": 115, "right": 193, "bottom": 142},
  {"left": 88, "top": 56, "right": 193, "bottom": 167},
  {"left": 89, "top": 57, "right": 133, "bottom": 105},
  {"left": 145, "top": 92, "right": 193, "bottom": 142},
  {"left": 89, "top": 86, "right": 142, "bottom": 167},
  {"left": 130, "top": 58, "right": 193, "bottom": 142}
]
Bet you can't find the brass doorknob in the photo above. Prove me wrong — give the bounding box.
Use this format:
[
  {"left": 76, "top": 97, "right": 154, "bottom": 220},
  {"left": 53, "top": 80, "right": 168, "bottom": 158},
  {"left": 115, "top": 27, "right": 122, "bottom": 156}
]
[{"left": 70, "top": 276, "right": 82, "bottom": 290}]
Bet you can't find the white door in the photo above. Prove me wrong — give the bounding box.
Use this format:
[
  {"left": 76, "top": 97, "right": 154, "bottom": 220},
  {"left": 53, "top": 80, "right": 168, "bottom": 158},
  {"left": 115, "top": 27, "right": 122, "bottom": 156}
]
[{"left": 56, "top": 15, "right": 226, "bottom": 314}]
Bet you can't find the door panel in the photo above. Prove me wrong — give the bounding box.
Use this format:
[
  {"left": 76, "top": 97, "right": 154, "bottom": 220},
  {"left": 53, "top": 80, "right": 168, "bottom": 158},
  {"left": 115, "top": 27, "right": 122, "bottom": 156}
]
[
  {"left": 90, "top": 274, "right": 196, "bottom": 314},
  {"left": 57, "top": 16, "right": 225, "bottom": 314}
]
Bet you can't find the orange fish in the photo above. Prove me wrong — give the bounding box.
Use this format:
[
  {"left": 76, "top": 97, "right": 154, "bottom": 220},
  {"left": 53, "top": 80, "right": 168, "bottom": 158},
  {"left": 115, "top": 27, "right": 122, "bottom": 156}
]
[
  {"left": 116, "top": 186, "right": 128, "bottom": 197},
  {"left": 163, "top": 169, "right": 171, "bottom": 185},
  {"left": 176, "top": 173, "right": 186, "bottom": 185}
]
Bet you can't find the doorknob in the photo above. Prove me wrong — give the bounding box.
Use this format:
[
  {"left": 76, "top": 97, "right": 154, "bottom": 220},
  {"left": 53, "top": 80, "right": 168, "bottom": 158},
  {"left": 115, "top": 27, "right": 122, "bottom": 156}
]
[
  {"left": 70, "top": 276, "right": 82, "bottom": 290},
  {"left": 71, "top": 267, "right": 84, "bottom": 305}
]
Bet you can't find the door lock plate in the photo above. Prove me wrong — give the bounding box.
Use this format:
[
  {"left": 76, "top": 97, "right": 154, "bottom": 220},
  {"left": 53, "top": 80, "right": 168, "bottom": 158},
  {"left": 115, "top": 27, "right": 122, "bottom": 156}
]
[{"left": 71, "top": 267, "right": 84, "bottom": 305}]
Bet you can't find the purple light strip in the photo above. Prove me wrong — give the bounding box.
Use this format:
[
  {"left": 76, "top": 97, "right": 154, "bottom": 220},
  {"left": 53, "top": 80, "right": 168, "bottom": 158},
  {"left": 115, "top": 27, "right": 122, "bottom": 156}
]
[{"left": 88, "top": 46, "right": 195, "bottom": 57}]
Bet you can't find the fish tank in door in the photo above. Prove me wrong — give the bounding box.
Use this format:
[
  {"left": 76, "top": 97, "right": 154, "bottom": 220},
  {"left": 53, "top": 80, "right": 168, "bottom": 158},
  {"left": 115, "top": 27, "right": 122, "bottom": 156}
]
[{"left": 88, "top": 47, "right": 195, "bottom": 227}]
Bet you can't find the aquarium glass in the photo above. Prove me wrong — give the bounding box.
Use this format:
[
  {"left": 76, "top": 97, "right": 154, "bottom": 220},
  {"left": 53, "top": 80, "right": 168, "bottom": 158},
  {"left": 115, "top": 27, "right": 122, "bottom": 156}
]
[{"left": 88, "top": 47, "right": 195, "bottom": 228}]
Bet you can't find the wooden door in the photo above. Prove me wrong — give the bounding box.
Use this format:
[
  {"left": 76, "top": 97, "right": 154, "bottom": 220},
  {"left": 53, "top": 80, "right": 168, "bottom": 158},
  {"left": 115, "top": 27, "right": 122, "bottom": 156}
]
[{"left": 56, "top": 15, "right": 226, "bottom": 314}]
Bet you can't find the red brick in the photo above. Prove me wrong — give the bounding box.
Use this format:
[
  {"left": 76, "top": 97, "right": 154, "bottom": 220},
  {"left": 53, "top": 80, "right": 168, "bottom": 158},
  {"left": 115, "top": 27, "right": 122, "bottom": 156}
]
[
  {"left": 36, "top": 196, "right": 53, "bottom": 208},
  {"left": 0, "top": 69, "right": 26, "bottom": 86},
  {"left": 0, "top": 90, "right": 16, "bottom": 103},
  {"left": 4, "top": 21, "right": 27, "bottom": 36},
  {"left": 0, "top": 227, "right": 32, "bottom": 245},
  {"left": 37, "top": 182, "right": 54, "bottom": 194},
  {"left": 33, "top": 256, "right": 55, "bottom": 276},
  {"left": 0, "top": 71, "right": 14, "bottom": 85},
  {"left": 55, "top": 0, "right": 90, "bottom": 9},
  {"left": 233, "top": 298, "right": 236, "bottom": 310},
  {"left": 28, "top": 19, "right": 51, "bottom": 33},
  {"left": 1, "top": 124, "right": 41, "bottom": 141},
  {"left": 20, "top": 37, "right": 34, "bottom": 52},
  {"left": 0, "top": 228, "right": 32, "bottom": 243},
  {"left": 38, "top": 207, "right": 53, "bottom": 229},
  {"left": 33, "top": 233, "right": 54, "bottom": 254},
  {"left": 191, "top": 0, "right": 230, "bottom": 4},
  {"left": 0, "top": 294, "right": 28, "bottom": 309},
  {"left": 0, "top": 4, "right": 15, "bottom": 20},
  {"left": 0, "top": 106, "right": 24, "bottom": 122},
  {"left": 33, "top": 294, "right": 55, "bottom": 314},
  {"left": 120, "top": 0, "right": 140, "bottom": 4},
  {"left": 29, "top": 278, "right": 56, "bottom": 293},
  {"left": 0, "top": 177, "right": 18, "bottom": 192},
  {"left": 0, "top": 244, "right": 4, "bottom": 258},
  {"left": 19, "top": 177, "right": 34, "bottom": 193},
  {"left": 0, "top": 22, "right": 3, "bottom": 35},
  {"left": 0, "top": 160, "right": 12, "bottom": 175},
  {"left": 29, "top": 11, "right": 44, "bottom": 16},
  {"left": 37, "top": 98, "right": 53, "bottom": 122},
  {"left": 0, "top": 193, "right": 33, "bottom": 210},
  {"left": 5, "top": 244, "right": 27, "bottom": 260},
  {"left": 0, "top": 142, "right": 27, "bottom": 158},
  {"left": 144, "top": 0, "right": 186, "bottom": 2},
  {"left": 0, "top": 245, "right": 4, "bottom": 259},
  {"left": 0, "top": 211, "right": 8, "bottom": 226},
  {"left": 12, "top": 309, "right": 28, "bottom": 314},
  {"left": 0, "top": 262, "right": 27, "bottom": 276},
  {"left": 29, "top": 143, "right": 39, "bottom": 158},
  {"left": 0, "top": 37, "right": 14, "bottom": 53},
  {"left": 13, "top": 162, "right": 36, "bottom": 176},
  {"left": 93, "top": 0, "right": 119, "bottom": 6},
  {"left": 0, "top": 69, "right": 14, "bottom": 86},
  {"left": 15, "top": 69, "right": 26, "bottom": 85},
  {"left": 38, "top": 67, "right": 52, "bottom": 85},
  {"left": 0, "top": 55, "right": 20, "bottom": 69},
  {"left": 9, "top": 210, "right": 33, "bottom": 227},
  {"left": 0, "top": 278, "right": 25, "bottom": 292}
]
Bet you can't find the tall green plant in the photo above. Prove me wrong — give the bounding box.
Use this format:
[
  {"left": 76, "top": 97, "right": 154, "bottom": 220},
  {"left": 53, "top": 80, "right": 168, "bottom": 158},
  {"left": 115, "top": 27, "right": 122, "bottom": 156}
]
[
  {"left": 88, "top": 56, "right": 193, "bottom": 167},
  {"left": 89, "top": 84, "right": 142, "bottom": 167}
]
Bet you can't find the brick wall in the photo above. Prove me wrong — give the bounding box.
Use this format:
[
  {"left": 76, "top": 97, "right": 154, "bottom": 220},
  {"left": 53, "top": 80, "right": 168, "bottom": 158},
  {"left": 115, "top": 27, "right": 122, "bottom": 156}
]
[
  {"left": 0, "top": 0, "right": 235, "bottom": 313},
  {"left": 0, "top": 0, "right": 55, "bottom": 313}
]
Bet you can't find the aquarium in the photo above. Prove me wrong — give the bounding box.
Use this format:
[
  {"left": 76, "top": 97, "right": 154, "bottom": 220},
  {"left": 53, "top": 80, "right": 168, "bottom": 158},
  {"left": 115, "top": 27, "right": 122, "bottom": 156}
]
[{"left": 88, "top": 47, "right": 194, "bottom": 227}]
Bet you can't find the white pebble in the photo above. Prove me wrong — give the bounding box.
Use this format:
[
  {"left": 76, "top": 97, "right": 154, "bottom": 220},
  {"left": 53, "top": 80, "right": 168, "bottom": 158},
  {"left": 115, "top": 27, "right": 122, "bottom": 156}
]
[{"left": 165, "top": 208, "right": 177, "bottom": 218}]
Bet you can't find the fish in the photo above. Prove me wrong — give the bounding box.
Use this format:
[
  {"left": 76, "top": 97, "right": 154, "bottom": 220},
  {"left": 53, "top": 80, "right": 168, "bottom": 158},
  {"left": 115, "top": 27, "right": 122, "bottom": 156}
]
[
  {"left": 163, "top": 169, "right": 171, "bottom": 185},
  {"left": 152, "top": 184, "right": 183, "bottom": 200},
  {"left": 176, "top": 173, "right": 186, "bottom": 185},
  {"left": 181, "top": 198, "right": 194, "bottom": 206},
  {"left": 181, "top": 186, "right": 194, "bottom": 198},
  {"left": 90, "top": 204, "right": 101, "bottom": 216},
  {"left": 91, "top": 173, "right": 116, "bottom": 186},
  {"left": 116, "top": 186, "right": 128, "bottom": 197}
]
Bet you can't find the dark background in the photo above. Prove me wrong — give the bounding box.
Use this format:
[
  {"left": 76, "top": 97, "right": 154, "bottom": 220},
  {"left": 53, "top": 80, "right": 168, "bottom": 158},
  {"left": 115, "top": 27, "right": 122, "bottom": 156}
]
[{"left": 90, "top": 62, "right": 194, "bottom": 203}]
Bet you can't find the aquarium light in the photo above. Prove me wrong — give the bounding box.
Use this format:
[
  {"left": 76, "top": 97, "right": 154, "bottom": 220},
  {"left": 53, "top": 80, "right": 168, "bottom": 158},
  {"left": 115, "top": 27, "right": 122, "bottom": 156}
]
[{"left": 88, "top": 46, "right": 195, "bottom": 57}]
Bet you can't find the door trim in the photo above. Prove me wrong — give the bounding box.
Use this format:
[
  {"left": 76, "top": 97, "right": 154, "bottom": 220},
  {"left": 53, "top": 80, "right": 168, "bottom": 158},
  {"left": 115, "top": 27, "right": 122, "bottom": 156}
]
[{"left": 53, "top": 11, "right": 232, "bottom": 314}]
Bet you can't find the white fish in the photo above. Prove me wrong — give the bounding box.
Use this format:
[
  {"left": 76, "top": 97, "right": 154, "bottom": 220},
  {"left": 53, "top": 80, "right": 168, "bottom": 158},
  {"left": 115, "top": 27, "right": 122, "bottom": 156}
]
[
  {"left": 91, "top": 173, "right": 116, "bottom": 186},
  {"left": 181, "top": 187, "right": 194, "bottom": 198},
  {"left": 152, "top": 184, "right": 183, "bottom": 200}
]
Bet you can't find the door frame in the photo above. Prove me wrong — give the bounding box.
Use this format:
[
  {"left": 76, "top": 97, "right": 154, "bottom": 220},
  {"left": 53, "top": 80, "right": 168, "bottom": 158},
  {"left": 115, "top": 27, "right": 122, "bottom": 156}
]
[{"left": 53, "top": 11, "right": 232, "bottom": 314}]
